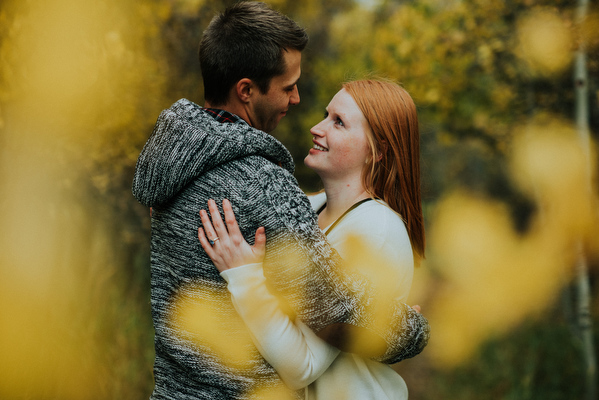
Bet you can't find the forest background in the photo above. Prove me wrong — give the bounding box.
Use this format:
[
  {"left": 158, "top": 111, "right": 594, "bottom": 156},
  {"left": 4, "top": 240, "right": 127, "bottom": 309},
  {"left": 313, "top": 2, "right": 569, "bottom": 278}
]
[{"left": 1, "top": 0, "right": 598, "bottom": 399}]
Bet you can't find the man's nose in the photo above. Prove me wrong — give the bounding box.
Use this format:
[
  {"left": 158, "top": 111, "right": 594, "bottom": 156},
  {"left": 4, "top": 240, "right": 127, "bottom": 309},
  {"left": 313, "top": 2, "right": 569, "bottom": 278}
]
[{"left": 289, "top": 86, "right": 300, "bottom": 105}]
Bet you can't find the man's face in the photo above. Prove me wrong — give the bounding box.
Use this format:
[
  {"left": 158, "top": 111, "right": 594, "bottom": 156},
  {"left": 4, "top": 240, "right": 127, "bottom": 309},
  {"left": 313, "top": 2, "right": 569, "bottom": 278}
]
[{"left": 248, "top": 49, "right": 301, "bottom": 133}]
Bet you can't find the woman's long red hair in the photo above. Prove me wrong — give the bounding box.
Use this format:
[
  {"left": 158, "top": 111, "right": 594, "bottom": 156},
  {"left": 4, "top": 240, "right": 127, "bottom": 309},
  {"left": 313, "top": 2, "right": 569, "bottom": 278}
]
[{"left": 343, "top": 79, "right": 425, "bottom": 259}]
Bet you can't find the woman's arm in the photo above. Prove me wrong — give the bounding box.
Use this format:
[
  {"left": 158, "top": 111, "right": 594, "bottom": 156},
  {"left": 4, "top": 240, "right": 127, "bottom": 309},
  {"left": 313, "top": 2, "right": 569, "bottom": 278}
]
[
  {"left": 222, "top": 263, "right": 339, "bottom": 389},
  {"left": 200, "top": 188, "right": 429, "bottom": 364},
  {"left": 199, "top": 199, "right": 339, "bottom": 388}
]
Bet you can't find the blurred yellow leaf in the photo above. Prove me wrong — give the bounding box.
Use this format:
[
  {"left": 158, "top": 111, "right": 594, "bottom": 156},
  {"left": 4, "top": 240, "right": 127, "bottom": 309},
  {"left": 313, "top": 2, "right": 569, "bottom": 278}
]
[
  {"left": 168, "top": 284, "right": 256, "bottom": 370},
  {"left": 427, "top": 190, "right": 573, "bottom": 366},
  {"left": 516, "top": 9, "right": 573, "bottom": 75}
]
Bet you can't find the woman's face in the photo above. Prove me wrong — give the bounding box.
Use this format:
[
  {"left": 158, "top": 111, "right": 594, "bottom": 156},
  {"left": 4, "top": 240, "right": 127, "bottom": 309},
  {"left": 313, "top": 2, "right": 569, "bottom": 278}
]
[{"left": 304, "top": 89, "right": 372, "bottom": 181}]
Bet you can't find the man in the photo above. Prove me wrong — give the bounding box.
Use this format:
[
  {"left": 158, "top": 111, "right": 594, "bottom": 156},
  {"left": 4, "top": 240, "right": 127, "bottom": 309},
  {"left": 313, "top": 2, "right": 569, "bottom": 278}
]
[{"left": 133, "top": 2, "right": 429, "bottom": 399}]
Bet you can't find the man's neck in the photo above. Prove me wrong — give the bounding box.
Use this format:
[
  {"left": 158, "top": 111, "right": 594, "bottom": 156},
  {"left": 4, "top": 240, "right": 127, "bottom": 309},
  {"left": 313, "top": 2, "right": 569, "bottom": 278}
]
[{"left": 204, "top": 101, "right": 251, "bottom": 127}]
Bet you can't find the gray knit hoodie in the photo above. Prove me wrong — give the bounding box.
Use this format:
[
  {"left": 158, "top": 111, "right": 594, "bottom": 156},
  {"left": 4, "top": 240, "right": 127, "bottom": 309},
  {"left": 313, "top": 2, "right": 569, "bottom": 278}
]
[{"left": 132, "top": 99, "right": 429, "bottom": 399}]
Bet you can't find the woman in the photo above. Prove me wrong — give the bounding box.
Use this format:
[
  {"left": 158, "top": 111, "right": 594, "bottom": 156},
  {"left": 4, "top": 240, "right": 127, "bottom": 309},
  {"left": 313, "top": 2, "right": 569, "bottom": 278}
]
[{"left": 199, "top": 79, "right": 425, "bottom": 399}]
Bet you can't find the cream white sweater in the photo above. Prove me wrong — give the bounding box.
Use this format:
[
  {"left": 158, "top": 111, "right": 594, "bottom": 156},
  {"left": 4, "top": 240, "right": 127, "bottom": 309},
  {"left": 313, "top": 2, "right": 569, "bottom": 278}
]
[{"left": 222, "top": 193, "right": 414, "bottom": 399}]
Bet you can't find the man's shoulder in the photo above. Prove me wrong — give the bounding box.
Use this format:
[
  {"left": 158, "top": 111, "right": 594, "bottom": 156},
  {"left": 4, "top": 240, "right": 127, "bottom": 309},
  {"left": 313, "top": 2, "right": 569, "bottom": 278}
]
[
  {"left": 223, "top": 153, "right": 295, "bottom": 180},
  {"left": 181, "top": 155, "right": 298, "bottom": 201}
]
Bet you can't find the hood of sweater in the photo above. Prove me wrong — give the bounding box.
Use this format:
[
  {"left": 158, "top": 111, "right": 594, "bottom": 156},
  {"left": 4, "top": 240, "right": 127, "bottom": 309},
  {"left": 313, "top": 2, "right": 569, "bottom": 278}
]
[{"left": 132, "top": 98, "right": 295, "bottom": 208}]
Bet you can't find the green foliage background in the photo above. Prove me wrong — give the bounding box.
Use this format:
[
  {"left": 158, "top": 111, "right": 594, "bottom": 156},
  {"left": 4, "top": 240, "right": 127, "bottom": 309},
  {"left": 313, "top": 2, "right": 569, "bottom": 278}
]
[{"left": 0, "top": 0, "right": 598, "bottom": 398}]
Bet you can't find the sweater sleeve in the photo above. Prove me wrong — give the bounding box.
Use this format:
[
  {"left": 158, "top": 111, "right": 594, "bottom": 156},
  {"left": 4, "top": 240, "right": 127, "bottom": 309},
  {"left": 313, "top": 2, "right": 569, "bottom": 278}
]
[
  {"left": 253, "top": 167, "right": 430, "bottom": 364},
  {"left": 221, "top": 263, "right": 339, "bottom": 389}
]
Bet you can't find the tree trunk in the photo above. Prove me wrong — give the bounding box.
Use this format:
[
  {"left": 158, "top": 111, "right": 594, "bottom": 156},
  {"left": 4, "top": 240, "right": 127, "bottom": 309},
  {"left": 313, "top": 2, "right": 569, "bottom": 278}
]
[{"left": 574, "top": 1, "right": 596, "bottom": 400}]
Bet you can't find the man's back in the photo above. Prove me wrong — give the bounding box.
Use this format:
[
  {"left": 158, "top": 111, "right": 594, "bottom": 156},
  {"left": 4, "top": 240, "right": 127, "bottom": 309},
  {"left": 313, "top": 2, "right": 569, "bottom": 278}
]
[
  {"left": 134, "top": 99, "right": 305, "bottom": 398},
  {"left": 150, "top": 157, "right": 302, "bottom": 399}
]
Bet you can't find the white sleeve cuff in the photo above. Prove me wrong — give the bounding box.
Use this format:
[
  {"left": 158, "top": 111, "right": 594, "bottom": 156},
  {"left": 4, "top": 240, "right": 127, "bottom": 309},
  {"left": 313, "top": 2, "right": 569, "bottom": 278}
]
[{"left": 220, "top": 262, "right": 263, "bottom": 284}]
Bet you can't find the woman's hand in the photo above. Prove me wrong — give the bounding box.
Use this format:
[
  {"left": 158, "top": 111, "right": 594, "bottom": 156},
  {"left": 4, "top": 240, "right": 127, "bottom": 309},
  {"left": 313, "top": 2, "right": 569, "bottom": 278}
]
[{"left": 198, "top": 199, "right": 266, "bottom": 273}]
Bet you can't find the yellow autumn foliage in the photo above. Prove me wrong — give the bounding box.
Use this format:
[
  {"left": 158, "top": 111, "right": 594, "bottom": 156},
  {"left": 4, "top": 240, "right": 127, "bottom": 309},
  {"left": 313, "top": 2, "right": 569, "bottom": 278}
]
[
  {"left": 425, "top": 116, "right": 598, "bottom": 367},
  {"left": 516, "top": 9, "right": 574, "bottom": 75},
  {"left": 168, "top": 284, "right": 258, "bottom": 370}
]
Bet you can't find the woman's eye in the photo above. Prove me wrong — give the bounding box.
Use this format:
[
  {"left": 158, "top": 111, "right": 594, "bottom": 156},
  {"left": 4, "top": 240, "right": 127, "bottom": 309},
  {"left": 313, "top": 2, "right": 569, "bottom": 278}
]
[{"left": 324, "top": 111, "right": 343, "bottom": 126}]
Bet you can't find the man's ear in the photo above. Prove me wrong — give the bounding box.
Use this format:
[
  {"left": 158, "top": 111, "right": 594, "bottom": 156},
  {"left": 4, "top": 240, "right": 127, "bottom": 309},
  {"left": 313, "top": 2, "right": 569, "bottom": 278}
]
[{"left": 235, "top": 78, "right": 253, "bottom": 103}]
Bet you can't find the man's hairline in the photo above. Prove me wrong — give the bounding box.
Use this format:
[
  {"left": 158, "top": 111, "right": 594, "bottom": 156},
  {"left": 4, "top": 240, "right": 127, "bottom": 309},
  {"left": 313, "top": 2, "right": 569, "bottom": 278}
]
[{"left": 211, "top": 47, "right": 302, "bottom": 106}]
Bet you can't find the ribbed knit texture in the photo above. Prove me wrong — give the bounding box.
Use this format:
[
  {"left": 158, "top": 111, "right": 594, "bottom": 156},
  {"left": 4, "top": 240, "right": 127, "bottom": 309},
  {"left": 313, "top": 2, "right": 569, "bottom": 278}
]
[{"left": 132, "top": 99, "right": 430, "bottom": 399}]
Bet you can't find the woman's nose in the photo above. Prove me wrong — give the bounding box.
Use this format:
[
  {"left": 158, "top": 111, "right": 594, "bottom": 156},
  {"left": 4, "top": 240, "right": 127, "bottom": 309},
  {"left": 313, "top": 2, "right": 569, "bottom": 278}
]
[{"left": 310, "top": 120, "right": 325, "bottom": 137}]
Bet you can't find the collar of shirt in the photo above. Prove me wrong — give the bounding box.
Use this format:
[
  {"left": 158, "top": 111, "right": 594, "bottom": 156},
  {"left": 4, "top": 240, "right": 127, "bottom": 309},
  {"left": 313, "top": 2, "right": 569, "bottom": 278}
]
[{"left": 202, "top": 107, "right": 243, "bottom": 124}]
